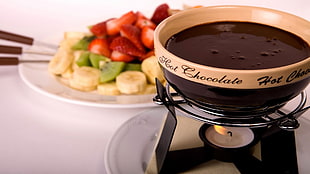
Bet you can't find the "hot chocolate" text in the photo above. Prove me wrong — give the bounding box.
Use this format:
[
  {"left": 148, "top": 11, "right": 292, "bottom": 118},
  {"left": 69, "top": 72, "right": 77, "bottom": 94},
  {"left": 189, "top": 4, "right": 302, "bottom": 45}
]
[{"left": 181, "top": 65, "right": 242, "bottom": 85}]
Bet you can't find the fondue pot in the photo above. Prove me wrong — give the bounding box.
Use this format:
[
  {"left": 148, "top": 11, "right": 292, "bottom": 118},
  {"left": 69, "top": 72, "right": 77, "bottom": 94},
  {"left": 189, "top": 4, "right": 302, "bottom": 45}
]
[{"left": 154, "top": 5, "right": 310, "bottom": 116}]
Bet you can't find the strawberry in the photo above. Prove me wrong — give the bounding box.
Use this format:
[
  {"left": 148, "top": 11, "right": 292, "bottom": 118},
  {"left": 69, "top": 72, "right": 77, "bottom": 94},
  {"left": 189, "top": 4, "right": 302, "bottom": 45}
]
[
  {"left": 90, "top": 21, "right": 107, "bottom": 37},
  {"left": 141, "top": 27, "right": 154, "bottom": 49},
  {"left": 106, "top": 11, "right": 137, "bottom": 36},
  {"left": 139, "top": 50, "right": 155, "bottom": 61},
  {"left": 110, "top": 36, "right": 145, "bottom": 58},
  {"left": 88, "top": 38, "right": 111, "bottom": 57},
  {"left": 135, "top": 12, "right": 156, "bottom": 30},
  {"left": 120, "top": 24, "right": 145, "bottom": 51},
  {"left": 151, "top": 3, "right": 170, "bottom": 24},
  {"left": 110, "top": 50, "right": 135, "bottom": 62}
]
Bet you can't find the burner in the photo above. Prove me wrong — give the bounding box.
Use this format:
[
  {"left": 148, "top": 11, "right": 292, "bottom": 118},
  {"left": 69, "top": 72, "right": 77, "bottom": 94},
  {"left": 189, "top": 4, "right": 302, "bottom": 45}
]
[{"left": 149, "top": 80, "right": 310, "bottom": 174}]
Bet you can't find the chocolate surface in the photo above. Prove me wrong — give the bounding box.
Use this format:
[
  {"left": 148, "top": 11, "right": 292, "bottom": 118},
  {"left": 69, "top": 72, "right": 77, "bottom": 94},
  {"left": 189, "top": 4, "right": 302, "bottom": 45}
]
[{"left": 165, "top": 22, "right": 310, "bottom": 70}]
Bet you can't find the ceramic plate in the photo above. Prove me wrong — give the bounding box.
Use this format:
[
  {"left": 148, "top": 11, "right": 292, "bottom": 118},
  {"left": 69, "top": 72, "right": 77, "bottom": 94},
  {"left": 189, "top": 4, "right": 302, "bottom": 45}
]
[{"left": 18, "top": 56, "right": 157, "bottom": 108}]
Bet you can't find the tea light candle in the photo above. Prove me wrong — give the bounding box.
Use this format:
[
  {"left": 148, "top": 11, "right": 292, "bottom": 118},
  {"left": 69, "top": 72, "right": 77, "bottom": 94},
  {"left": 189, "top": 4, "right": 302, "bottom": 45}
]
[{"left": 204, "top": 125, "right": 254, "bottom": 148}]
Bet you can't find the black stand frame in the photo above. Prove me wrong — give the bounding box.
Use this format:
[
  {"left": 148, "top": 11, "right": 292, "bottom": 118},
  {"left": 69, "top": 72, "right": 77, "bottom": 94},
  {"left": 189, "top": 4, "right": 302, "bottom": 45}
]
[
  {"left": 154, "top": 79, "right": 299, "bottom": 174},
  {"left": 160, "top": 125, "right": 298, "bottom": 174}
]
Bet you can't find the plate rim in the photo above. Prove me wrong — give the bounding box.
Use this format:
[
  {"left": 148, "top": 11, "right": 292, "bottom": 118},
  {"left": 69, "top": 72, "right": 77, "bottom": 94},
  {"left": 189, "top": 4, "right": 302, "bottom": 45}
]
[{"left": 18, "top": 63, "right": 159, "bottom": 108}]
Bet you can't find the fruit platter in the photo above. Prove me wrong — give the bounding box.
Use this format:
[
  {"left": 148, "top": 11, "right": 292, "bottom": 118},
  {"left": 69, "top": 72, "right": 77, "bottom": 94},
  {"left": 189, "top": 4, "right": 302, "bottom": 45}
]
[
  {"left": 48, "top": 4, "right": 171, "bottom": 96},
  {"left": 18, "top": 3, "right": 181, "bottom": 108}
]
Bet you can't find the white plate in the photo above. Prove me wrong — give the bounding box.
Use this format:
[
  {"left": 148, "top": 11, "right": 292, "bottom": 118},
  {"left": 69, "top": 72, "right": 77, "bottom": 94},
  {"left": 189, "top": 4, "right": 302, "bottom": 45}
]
[
  {"left": 18, "top": 59, "right": 158, "bottom": 108},
  {"left": 104, "top": 107, "right": 166, "bottom": 174}
]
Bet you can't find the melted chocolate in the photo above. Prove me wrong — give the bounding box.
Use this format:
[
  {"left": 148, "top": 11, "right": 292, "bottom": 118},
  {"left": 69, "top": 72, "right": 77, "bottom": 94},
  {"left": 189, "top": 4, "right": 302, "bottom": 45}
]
[{"left": 165, "top": 22, "right": 310, "bottom": 70}]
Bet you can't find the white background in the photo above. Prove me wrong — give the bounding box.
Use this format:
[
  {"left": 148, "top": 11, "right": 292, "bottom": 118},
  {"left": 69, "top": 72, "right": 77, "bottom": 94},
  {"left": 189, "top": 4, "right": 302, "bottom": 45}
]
[{"left": 0, "top": 0, "right": 310, "bottom": 173}]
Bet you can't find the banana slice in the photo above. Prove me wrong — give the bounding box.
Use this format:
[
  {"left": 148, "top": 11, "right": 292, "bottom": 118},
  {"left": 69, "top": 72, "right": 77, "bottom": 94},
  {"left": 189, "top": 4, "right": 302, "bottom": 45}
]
[
  {"left": 97, "top": 82, "right": 121, "bottom": 96},
  {"left": 69, "top": 79, "right": 97, "bottom": 91},
  {"left": 72, "top": 50, "right": 84, "bottom": 70},
  {"left": 64, "top": 31, "right": 87, "bottom": 40},
  {"left": 69, "top": 66, "right": 100, "bottom": 91},
  {"left": 138, "top": 84, "right": 156, "bottom": 94},
  {"left": 61, "top": 65, "right": 73, "bottom": 79},
  {"left": 116, "top": 71, "right": 147, "bottom": 94},
  {"left": 141, "top": 56, "right": 165, "bottom": 84},
  {"left": 48, "top": 47, "right": 74, "bottom": 75},
  {"left": 62, "top": 31, "right": 87, "bottom": 49}
]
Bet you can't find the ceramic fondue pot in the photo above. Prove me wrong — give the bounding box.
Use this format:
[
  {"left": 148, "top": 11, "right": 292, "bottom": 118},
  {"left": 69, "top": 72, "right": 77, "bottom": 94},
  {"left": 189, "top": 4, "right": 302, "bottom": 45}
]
[{"left": 154, "top": 6, "right": 310, "bottom": 116}]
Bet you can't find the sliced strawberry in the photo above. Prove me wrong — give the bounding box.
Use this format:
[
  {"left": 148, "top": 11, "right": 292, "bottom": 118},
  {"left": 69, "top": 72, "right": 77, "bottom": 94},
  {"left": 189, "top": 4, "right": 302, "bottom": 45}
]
[
  {"left": 135, "top": 12, "right": 156, "bottom": 30},
  {"left": 110, "top": 36, "right": 145, "bottom": 58},
  {"left": 151, "top": 3, "right": 170, "bottom": 24},
  {"left": 90, "top": 21, "right": 107, "bottom": 37},
  {"left": 88, "top": 38, "right": 111, "bottom": 57},
  {"left": 106, "top": 34, "right": 118, "bottom": 45},
  {"left": 139, "top": 50, "right": 155, "bottom": 61},
  {"left": 120, "top": 24, "right": 145, "bottom": 52},
  {"left": 106, "top": 11, "right": 137, "bottom": 36},
  {"left": 141, "top": 27, "right": 154, "bottom": 49},
  {"left": 110, "top": 50, "right": 135, "bottom": 62}
]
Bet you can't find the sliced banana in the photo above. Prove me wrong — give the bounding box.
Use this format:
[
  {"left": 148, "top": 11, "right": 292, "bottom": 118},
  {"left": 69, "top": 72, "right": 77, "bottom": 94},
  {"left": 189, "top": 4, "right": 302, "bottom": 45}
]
[
  {"left": 116, "top": 71, "right": 147, "bottom": 94},
  {"left": 48, "top": 47, "right": 74, "bottom": 75},
  {"left": 61, "top": 65, "right": 74, "bottom": 79},
  {"left": 72, "top": 50, "right": 84, "bottom": 70},
  {"left": 97, "top": 82, "right": 121, "bottom": 96},
  {"left": 141, "top": 56, "right": 165, "bottom": 84},
  {"left": 69, "top": 79, "right": 97, "bottom": 91},
  {"left": 138, "top": 84, "right": 157, "bottom": 94},
  {"left": 69, "top": 66, "right": 100, "bottom": 91},
  {"left": 62, "top": 31, "right": 87, "bottom": 49},
  {"left": 64, "top": 31, "right": 87, "bottom": 40}
]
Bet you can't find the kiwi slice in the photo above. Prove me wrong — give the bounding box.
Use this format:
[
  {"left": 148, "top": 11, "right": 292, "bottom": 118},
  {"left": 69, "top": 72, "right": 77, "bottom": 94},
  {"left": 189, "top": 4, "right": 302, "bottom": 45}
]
[
  {"left": 71, "top": 35, "right": 95, "bottom": 50},
  {"left": 123, "top": 63, "right": 142, "bottom": 71},
  {"left": 100, "top": 61, "right": 126, "bottom": 83},
  {"left": 89, "top": 53, "right": 110, "bottom": 69},
  {"left": 76, "top": 51, "right": 91, "bottom": 67}
]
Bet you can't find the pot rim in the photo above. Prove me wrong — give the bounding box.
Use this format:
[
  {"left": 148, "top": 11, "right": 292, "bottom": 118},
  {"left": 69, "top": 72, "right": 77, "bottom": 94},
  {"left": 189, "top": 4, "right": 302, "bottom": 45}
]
[{"left": 154, "top": 5, "right": 310, "bottom": 89}]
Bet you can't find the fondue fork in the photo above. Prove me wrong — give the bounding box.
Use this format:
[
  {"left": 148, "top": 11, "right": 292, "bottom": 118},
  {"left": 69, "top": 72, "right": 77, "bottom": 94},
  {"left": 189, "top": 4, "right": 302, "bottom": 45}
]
[
  {"left": 0, "top": 45, "right": 54, "bottom": 65},
  {"left": 0, "top": 45, "right": 55, "bottom": 56},
  {"left": 0, "top": 30, "right": 57, "bottom": 49},
  {"left": 0, "top": 57, "right": 49, "bottom": 65}
]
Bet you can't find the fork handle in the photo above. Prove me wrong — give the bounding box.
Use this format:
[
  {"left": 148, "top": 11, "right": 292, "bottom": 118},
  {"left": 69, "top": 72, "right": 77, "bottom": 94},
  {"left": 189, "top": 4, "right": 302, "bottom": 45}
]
[
  {"left": 0, "top": 57, "right": 19, "bottom": 65},
  {"left": 0, "top": 30, "right": 33, "bottom": 45},
  {"left": 0, "top": 45, "right": 22, "bottom": 54}
]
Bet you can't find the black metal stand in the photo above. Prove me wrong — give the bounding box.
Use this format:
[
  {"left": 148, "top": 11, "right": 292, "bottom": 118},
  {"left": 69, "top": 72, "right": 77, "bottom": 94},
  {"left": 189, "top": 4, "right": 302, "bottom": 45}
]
[
  {"left": 260, "top": 129, "right": 298, "bottom": 174},
  {"left": 153, "top": 79, "right": 302, "bottom": 174}
]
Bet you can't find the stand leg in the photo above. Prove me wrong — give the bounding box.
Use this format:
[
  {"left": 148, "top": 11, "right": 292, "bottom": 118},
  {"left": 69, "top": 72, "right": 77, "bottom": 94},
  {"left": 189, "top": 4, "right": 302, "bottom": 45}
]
[
  {"left": 233, "top": 154, "right": 266, "bottom": 174},
  {"left": 261, "top": 130, "right": 298, "bottom": 174},
  {"left": 160, "top": 147, "right": 212, "bottom": 174}
]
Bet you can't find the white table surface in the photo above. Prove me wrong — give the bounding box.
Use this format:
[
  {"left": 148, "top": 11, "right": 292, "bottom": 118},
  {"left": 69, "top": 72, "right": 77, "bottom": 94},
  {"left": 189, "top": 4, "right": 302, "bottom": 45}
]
[{"left": 0, "top": 0, "right": 310, "bottom": 173}]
